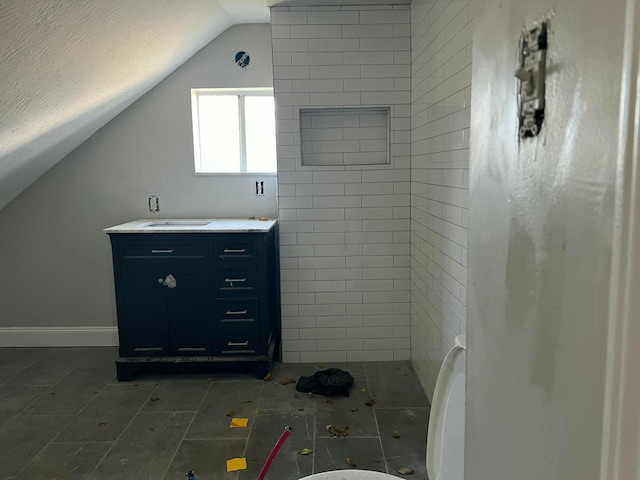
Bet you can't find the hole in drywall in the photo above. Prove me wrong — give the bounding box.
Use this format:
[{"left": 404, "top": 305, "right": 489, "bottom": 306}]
[{"left": 299, "top": 107, "right": 390, "bottom": 167}]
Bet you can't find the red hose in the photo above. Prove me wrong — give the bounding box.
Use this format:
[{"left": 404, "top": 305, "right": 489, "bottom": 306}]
[{"left": 257, "top": 426, "right": 292, "bottom": 480}]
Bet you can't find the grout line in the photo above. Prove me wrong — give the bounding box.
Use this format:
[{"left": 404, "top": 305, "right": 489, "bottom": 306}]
[
  {"left": 311, "top": 391, "right": 317, "bottom": 475},
  {"left": 85, "top": 376, "right": 163, "bottom": 479},
  {"left": 9, "top": 354, "right": 106, "bottom": 478},
  {"left": 50, "top": 440, "right": 114, "bottom": 444},
  {"left": 159, "top": 378, "right": 214, "bottom": 480},
  {"left": 236, "top": 378, "right": 264, "bottom": 480},
  {"left": 364, "top": 361, "right": 391, "bottom": 475}
]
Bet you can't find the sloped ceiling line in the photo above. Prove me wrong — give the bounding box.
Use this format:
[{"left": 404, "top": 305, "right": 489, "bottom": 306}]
[{"left": 0, "top": 0, "right": 270, "bottom": 211}]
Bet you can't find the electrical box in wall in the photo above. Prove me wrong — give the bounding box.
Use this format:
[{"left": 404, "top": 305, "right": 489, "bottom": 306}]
[{"left": 516, "top": 20, "right": 548, "bottom": 138}]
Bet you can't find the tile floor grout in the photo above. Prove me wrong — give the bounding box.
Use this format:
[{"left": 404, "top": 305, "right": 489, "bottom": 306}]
[{"left": 0, "top": 347, "right": 430, "bottom": 480}]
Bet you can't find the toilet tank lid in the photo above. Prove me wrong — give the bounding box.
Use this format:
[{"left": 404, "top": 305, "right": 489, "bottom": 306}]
[{"left": 426, "top": 334, "right": 466, "bottom": 480}]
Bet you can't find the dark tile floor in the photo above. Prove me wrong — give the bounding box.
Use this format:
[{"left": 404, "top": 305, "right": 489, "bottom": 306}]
[{"left": 0, "top": 347, "right": 430, "bottom": 480}]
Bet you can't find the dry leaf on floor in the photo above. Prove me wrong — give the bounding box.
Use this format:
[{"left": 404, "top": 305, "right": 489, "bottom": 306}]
[
  {"left": 280, "top": 377, "right": 296, "bottom": 385},
  {"left": 324, "top": 398, "right": 334, "bottom": 404},
  {"left": 98, "top": 421, "right": 107, "bottom": 428},
  {"left": 226, "top": 410, "right": 236, "bottom": 417},
  {"left": 360, "top": 388, "right": 366, "bottom": 392},
  {"left": 347, "top": 458, "right": 357, "bottom": 467},
  {"left": 263, "top": 372, "right": 273, "bottom": 381},
  {"left": 392, "top": 431, "right": 401, "bottom": 438},
  {"left": 299, "top": 448, "right": 313, "bottom": 455},
  {"left": 317, "top": 364, "right": 325, "bottom": 368},
  {"left": 149, "top": 397, "right": 160, "bottom": 402},
  {"left": 326, "top": 424, "right": 349, "bottom": 437},
  {"left": 350, "top": 408, "right": 359, "bottom": 412},
  {"left": 365, "top": 395, "right": 376, "bottom": 406},
  {"left": 397, "top": 467, "right": 414, "bottom": 475}
]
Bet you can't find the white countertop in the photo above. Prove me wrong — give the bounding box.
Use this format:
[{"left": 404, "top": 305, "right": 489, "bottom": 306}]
[{"left": 104, "top": 218, "right": 278, "bottom": 234}]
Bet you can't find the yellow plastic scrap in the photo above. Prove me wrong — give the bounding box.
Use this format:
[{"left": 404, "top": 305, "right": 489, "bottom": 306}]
[
  {"left": 230, "top": 418, "right": 249, "bottom": 428},
  {"left": 226, "top": 458, "right": 247, "bottom": 472}
]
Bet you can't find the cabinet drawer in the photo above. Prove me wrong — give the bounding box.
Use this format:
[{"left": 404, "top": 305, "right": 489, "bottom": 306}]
[
  {"left": 214, "top": 267, "right": 258, "bottom": 294},
  {"left": 216, "top": 299, "right": 259, "bottom": 324},
  {"left": 123, "top": 243, "right": 208, "bottom": 259},
  {"left": 219, "top": 325, "right": 259, "bottom": 354},
  {"left": 215, "top": 242, "right": 257, "bottom": 262}
]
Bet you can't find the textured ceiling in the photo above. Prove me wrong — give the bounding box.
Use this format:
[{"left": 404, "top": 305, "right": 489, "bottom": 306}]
[{"left": 0, "top": 0, "right": 270, "bottom": 210}]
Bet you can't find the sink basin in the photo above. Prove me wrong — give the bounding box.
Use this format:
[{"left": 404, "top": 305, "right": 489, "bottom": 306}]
[{"left": 144, "top": 221, "right": 212, "bottom": 227}]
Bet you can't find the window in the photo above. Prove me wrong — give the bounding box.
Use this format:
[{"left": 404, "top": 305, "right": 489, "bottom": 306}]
[{"left": 191, "top": 88, "right": 277, "bottom": 174}]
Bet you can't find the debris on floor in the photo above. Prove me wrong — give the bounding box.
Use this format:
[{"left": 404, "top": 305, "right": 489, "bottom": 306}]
[
  {"left": 397, "top": 467, "right": 414, "bottom": 475},
  {"left": 226, "top": 457, "right": 247, "bottom": 472},
  {"left": 365, "top": 395, "right": 376, "bottom": 406},
  {"left": 326, "top": 424, "right": 349, "bottom": 438},
  {"left": 229, "top": 417, "right": 249, "bottom": 428},
  {"left": 392, "top": 430, "right": 401, "bottom": 438},
  {"left": 296, "top": 368, "right": 354, "bottom": 397},
  {"left": 226, "top": 410, "right": 235, "bottom": 417},
  {"left": 347, "top": 458, "right": 357, "bottom": 467},
  {"left": 299, "top": 448, "right": 313, "bottom": 455},
  {"left": 280, "top": 377, "right": 296, "bottom": 385}
]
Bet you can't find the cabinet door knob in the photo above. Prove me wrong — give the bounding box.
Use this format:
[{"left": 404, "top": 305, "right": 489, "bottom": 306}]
[
  {"left": 224, "top": 278, "right": 247, "bottom": 283},
  {"left": 227, "top": 341, "right": 249, "bottom": 347},
  {"left": 226, "top": 310, "right": 248, "bottom": 315},
  {"left": 223, "top": 248, "right": 246, "bottom": 253},
  {"left": 151, "top": 249, "right": 174, "bottom": 254},
  {"left": 159, "top": 274, "right": 177, "bottom": 288}
]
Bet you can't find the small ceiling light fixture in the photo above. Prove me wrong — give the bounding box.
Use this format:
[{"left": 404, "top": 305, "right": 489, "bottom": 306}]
[{"left": 235, "top": 51, "right": 250, "bottom": 68}]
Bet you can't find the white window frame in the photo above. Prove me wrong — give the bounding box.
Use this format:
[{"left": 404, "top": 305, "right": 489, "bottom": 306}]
[{"left": 191, "top": 87, "right": 277, "bottom": 175}]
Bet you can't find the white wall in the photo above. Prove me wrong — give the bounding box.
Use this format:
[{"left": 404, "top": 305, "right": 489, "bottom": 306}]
[
  {"left": 467, "top": 1, "right": 624, "bottom": 479},
  {"left": 0, "top": 24, "right": 277, "bottom": 343},
  {"left": 410, "top": 0, "right": 472, "bottom": 398},
  {"left": 271, "top": 5, "right": 413, "bottom": 363}
]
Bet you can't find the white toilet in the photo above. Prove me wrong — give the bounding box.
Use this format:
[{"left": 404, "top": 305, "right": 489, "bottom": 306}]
[{"left": 300, "top": 335, "right": 466, "bottom": 480}]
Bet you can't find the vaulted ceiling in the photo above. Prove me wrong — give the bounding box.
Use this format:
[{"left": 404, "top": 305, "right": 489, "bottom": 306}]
[
  {"left": 0, "top": 0, "right": 270, "bottom": 211},
  {"left": 0, "top": 0, "right": 409, "bottom": 211}
]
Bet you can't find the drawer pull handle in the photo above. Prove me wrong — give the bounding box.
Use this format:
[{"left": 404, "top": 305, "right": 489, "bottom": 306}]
[
  {"left": 223, "top": 248, "right": 246, "bottom": 253},
  {"left": 225, "top": 278, "right": 247, "bottom": 283},
  {"left": 228, "top": 341, "right": 249, "bottom": 347},
  {"left": 151, "top": 249, "right": 174, "bottom": 254},
  {"left": 226, "top": 309, "right": 248, "bottom": 315}
]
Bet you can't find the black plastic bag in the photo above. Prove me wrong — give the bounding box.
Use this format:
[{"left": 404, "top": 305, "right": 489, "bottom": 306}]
[{"left": 296, "top": 368, "right": 354, "bottom": 397}]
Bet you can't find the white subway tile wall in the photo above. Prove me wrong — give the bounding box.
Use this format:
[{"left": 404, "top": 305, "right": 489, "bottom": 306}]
[
  {"left": 410, "top": 0, "right": 471, "bottom": 399},
  {"left": 271, "top": 5, "right": 411, "bottom": 364}
]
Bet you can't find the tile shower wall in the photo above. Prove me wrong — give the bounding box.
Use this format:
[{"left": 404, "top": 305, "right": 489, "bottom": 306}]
[
  {"left": 410, "top": 0, "right": 472, "bottom": 398},
  {"left": 271, "top": 5, "right": 412, "bottom": 363}
]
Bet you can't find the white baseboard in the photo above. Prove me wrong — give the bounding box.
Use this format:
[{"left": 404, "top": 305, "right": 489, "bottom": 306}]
[{"left": 0, "top": 327, "right": 119, "bottom": 347}]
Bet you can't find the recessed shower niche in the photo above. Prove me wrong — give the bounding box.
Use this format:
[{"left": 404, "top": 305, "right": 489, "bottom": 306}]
[{"left": 299, "top": 107, "right": 390, "bottom": 167}]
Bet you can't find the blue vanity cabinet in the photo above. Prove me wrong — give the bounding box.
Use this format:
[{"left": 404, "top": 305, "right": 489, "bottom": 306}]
[
  {"left": 109, "top": 235, "right": 214, "bottom": 358},
  {"left": 107, "top": 224, "right": 280, "bottom": 381}
]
